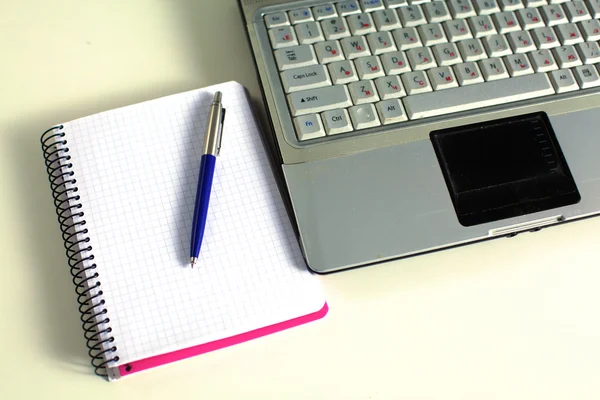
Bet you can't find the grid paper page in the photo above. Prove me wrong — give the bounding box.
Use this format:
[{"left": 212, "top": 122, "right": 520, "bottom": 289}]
[{"left": 63, "top": 82, "right": 325, "bottom": 365}]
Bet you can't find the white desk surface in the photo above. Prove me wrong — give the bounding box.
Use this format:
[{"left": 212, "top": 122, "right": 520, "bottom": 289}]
[{"left": 1, "top": 1, "right": 599, "bottom": 398}]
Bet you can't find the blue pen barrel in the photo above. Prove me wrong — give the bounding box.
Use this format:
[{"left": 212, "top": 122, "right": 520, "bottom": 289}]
[{"left": 190, "top": 154, "right": 217, "bottom": 259}]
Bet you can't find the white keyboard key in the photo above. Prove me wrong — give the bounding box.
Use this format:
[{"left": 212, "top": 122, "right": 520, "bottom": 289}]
[
  {"left": 423, "top": 1, "right": 453, "bottom": 22},
  {"left": 321, "top": 109, "right": 353, "bottom": 135},
  {"left": 549, "top": 68, "right": 579, "bottom": 92},
  {"left": 288, "top": 85, "right": 352, "bottom": 116},
  {"left": 525, "top": 0, "right": 547, "bottom": 7},
  {"left": 294, "top": 114, "right": 325, "bottom": 140},
  {"left": 555, "top": 23, "right": 584, "bottom": 44},
  {"left": 444, "top": 19, "right": 473, "bottom": 42},
  {"left": 433, "top": 42, "right": 463, "bottom": 65},
  {"left": 406, "top": 46, "right": 437, "bottom": 69},
  {"left": 375, "top": 75, "right": 407, "bottom": 99},
  {"left": 393, "top": 27, "right": 423, "bottom": 49},
  {"left": 275, "top": 45, "right": 318, "bottom": 70},
  {"left": 269, "top": 27, "right": 298, "bottom": 48},
  {"left": 577, "top": 41, "right": 600, "bottom": 63},
  {"left": 449, "top": 0, "right": 478, "bottom": 18},
  {"left": 494, "top": 11, "right": 521, "bottom": 33},
  {"left": 280, "top": 65, "right": 331, "bottom": 93},
  {"left": 500, "top": 0, "right": 525, "bottom": 11},
  {"left": 402, "top": 73, "right": 555, "bottom": 119},
  {"left": 337, "top": 0, "right": 362, "bottom": 16},
  {"left": 295, "top": 22, "right": 325, "bottom": 44},
  {"left": 483, "top": 34, "right": 513, "bottom": 56},
  {"left": 586, "top": 0, "right": 600, "bottom": 18},
  {"left": 349, "top": 80, "right": 380, "bottom": 104},
  {"left": 321, "top": 17, "right": 351, "bottom": 40},
  {"left": 347, "top": 13, "right": 377, "bottom": 35},
  {"left": 458, "top": 38, "right": 487, "bottom": 61},
  {"left": 349, "top": 104, "right": 381, "bottom": 129},
  {"left": 507, "top": 30, "right": 537, "bottom": 53},
  {"left": 541, "top": 4, "right": 568, "bottom": 26},
  {"left": 360, "top": 0, "right": 385, "bottom": 11},
  {"left": 564, "top": 1, "right": 592, "bottom": 22},
  {"left": 312, "top": 4, "right": 338, "bottom": 20},
  {"left": 504, "top": 53, "right": 534, "bottom": 75},
  {"left": 265, "top": 12, "right": 290, "bottom": 28},
  {"left": 574, "top": 64, "right": 600, "bottom": 87},
  {"left": 355, "top": 56, "right": 385, "bottom": 79},
  {"left": 578, "top": 19, "right": 600, "bottom": 41},
  {"left": 479, "top": 57, "right": 510, "bottom": 80},
  {"left": 314, "top": 40, "right": 345, "bottom": 64},
  {"left": 341, "top": 36, "right": 371, "bottom": 59},
  {"left": 398, "top": 5, "right": 427, "bottom": 27},
  {"left": 328, "top": 60, "right": 359, "bottom": 83},
  {"left": 532, "top": 27, "right": 560, "bottom": 49},
  {"left": 385, "top": 0, "right": 409, "bottom": 7},
  {"left": 469, "top": 15, "right": 497, "bottom": 38},
  {"left": 289, "top": 8, "right": 314, "bottom": 24},
  {"left": 553, "top": 45, "right": 583, "bottom": 67},
  {"left": 474, "top": 0, "right": 502, "bottom": 14},
  {"left": 402, "top": 70, "right": 433, "bottom": 94},
  {"left": 428, "top": 66, "right": 460, "bottom": 89},
  {"left": 454, "top": 61, "right": 485, "bottom": 84},
  {"left": 367, "top": 31, "right": 397, "bottom": 54},
  {"left": 517, "top": 8, "right": 545, "bottom": 29},
  {"left": 530, "top": 49, "right": 559, "bottom": 71},
  {"left": 376, "top": 99, "right": 409, "bottom": 124},
  {"left": 372, "top": 9, "right": 402, "bottom": 31},
  {"left": 380, "top": 51, "right": 412, "bottom": 74},
  {"left": 419, "top": 23, "right": 448, "bottom": 45}
]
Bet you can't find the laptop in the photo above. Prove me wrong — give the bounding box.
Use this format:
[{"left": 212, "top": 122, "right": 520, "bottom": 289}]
[{"left": 238, "top": 0, "right": 600, "bottom": 273}]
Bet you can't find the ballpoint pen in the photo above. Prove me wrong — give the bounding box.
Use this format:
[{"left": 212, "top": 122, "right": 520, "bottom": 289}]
[{"left": 190, "top": 92, "right": 226, "bottom": 267}]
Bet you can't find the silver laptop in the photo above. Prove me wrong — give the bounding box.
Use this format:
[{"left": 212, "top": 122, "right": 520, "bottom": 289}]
[{"left": 239, "top": 0, "right": 600, "bottom": 273}]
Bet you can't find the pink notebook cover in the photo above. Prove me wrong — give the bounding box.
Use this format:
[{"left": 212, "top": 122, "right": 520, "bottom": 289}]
[{"left": 116, "top": 302, "right": 328, "bottom": 378}]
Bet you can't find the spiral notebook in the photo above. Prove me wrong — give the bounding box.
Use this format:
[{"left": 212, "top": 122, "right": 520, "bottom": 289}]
[{"left": 40, "top": 81, "right": 327, "bottom": 381}]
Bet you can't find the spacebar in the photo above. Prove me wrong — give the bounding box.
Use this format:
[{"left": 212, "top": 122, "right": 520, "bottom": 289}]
[{"left": 403, "top": 74, "right": 555, "bottom": 120}]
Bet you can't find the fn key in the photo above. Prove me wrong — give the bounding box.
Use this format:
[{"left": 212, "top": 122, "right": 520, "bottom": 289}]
[{"left": 294, "top": 114, "right": 326, "bottom": 141}]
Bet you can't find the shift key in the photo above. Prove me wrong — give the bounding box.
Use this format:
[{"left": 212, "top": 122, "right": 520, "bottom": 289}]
[{"left": 288, "top": 85, "right": 352, "bottom": 116}]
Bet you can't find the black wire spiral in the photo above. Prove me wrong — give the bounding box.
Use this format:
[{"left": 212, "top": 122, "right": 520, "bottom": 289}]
[{"left": 41, "top": 126, "right": 119, "bottom": 378}]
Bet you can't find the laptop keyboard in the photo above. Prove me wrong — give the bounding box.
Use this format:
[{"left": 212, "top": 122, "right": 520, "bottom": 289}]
[{"left": 263, "top": 0, "right": 600, "bottom": 141}]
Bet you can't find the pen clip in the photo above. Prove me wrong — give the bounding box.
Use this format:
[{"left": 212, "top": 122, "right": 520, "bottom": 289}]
[{"left": 216, "top": 108, "right": 226, "bottom": 156}]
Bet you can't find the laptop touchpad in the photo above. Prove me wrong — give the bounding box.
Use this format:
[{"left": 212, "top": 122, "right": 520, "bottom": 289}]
[{"left": 430, "top": 112, "right": 580, "bottom": 227}]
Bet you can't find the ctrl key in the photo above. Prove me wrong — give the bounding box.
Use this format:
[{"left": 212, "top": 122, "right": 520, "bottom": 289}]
[
  {"left": 322, "top": 109, "right": 353, "bottom": 135},
  {"left": 294, "top": 114, "right": 326, "bottom": 141}
]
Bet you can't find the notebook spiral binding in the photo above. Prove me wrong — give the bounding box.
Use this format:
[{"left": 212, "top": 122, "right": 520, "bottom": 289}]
[{"left": 41, "top": 125, "right": 119, "bottom": 378}]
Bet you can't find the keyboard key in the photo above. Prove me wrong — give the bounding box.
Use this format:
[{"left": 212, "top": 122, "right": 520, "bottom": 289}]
[
  {"left": 444, "top": 19, "right": 473, "bottom": 42},
  {"left": 341, "top": 36, "right": 371, "bottom": 59},
  {"left": 321, "top": 18, "right": 350, "bottom": 40},
  {"left": 274, "top": 45, "right": 318, "bottom": 70},
  {"left": 549, "top": 68, "right": 579, "bottom": 92},
  {"left": 564, "top": 1, "right": 592, "bottom": 22},
  {"left": 289, "top": 8, "right": 314, "bottom": 24},
  {"left": 532, "top": 27, "right": 560, "bottom": 49},
  {"left": 398, "top": 5, "right": 427, "bottom": 27},
  {"left": 500, "top": 0, "right": 525, "bottom": 11},
  {"left": 541, "top": 4, "right": 569, "bottom": 26},
  {"left": 428, "top": 66, "right": 459, "bottom": 89},
  {"left": 402, "top": 73, "right": 554, "bottom": 119},
  {"left": 469, "top": 15, "right": 497, "bottom": 38},
  {"left": 294, "top": 114, "right": 325, "bottom": 140},
  {"left": 494, "top": 11, "right": 521, "bottom": 33},
  {"left": 454, "top": 61, "right": 485, "bottom": 84},
  {"left": 372, "top": 9, "right": 402, "bottom": 31},
  {"left": 328, "top": 60, "right": 359, "bottom": 83},
  {"left": 380, "top": 51, "right": 412, "bottom": 74},
  {"left": 474, "top": 0, "right": 502, "bottom": 14},
  {"left": 419, "top": 23, "right": 448, "bottom": 45},
  {"left": 423, "top": 1, "right": 452, "bottom": 22},
  {"left": 553, "top": 45, "right": 583, "bottom": 67},
  {"left": 574, "top": 64, "right": 600, "bottom": 88},
  {"left": 483, "top": 34, "right": 513, "bottom": 56},
  {"left": 525, "top": 0, "right": 546, "bottom": 6},
  {"left": 312, "top": 4, "right": 337, "bottom": 20},
  {"left": 349, "top": 104, "right": 381, "bottom": 129},
  {"left": 265, "top": 12, "right": 290, "bottom": 28},
  {"left": 321, "top": 109, "right": 353, "bottom": 135},
  {"left": 507, "top": 30, "right": 537, "bottom": 53},
  {"left": 337, "top": 0, "right": 362, "bottom": 15},
  {"left": 269, "top": 27, "right": 298, "bottom": 49},
  {"left": 367, "top": 31, "right": 397, "bottom": 54},
  {"left": 385, "top": 0, "right": 409, "bottom": 7},
  {"left": 516, "top": 8, "right": 545, "bottom": 29},
  {"left": 479, "top": 57, "right": 510, "bottom": 80},
  {"left": 288, "top": 85, "right": 352, "bottom": 116},
  {"left": 585, "top": 0, "right": 600, "bottom": 18},
  {"left": 555, "top": 23, "right": 584, "bottom": 45},
  {"left": 504, "top": 53, "right": 534, "bottom": 75},
  {"left": 449, "top": 0, "right": 477, "bottom": 18},
  {"left": 280, "top": 65, "right": 331, "bottom": 93},
  {"left": 407, "top": 46, "right": 437, "bottom": 69},
  {"left": 376, "top": 99, "right": 409, "bottom": 124},
  {"left": 314, "top": 40, "right": 345, "bottom": 64},
  {"left": 458, "top": 38, "right": 487, "bottom": 61},
  {"left": 578, "top": 19, "right": 600, "bottom": 41},
  {"left": 576, "top": 41, "right": 600, "bottom": 63},
  {"left": 393, "top": 27, "right": 423, "bottom": 49},
  {"left": 354, "top": 56, "right": 385, "bottom": 79},
  {"left": 360, "top": 0, "right": 385, "bottom": 11},
  {"left": 295, "top": 22, "right": 325, "bottom": 44},
  {"left": 349, "top": 80, "right": 380, "bottom": 103},
  {"left": 402, "top": 70, "right": 433, "bottom": 94},
  {"left": 433, "top": 42, "right": 463, "bottom": 65},
  {"left": 375, "top": 75, "right": 407, "bottom": 99},
  {"left": 530, "top": 49, "right": 559, "bottom": 71},
  {"left": 347, "top": 13, "right": 377, "bottom": 35}
]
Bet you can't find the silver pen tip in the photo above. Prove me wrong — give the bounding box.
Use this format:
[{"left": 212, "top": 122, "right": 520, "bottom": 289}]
[{"left": 190, "top": 257, "right": 197, "bottom": 268}]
